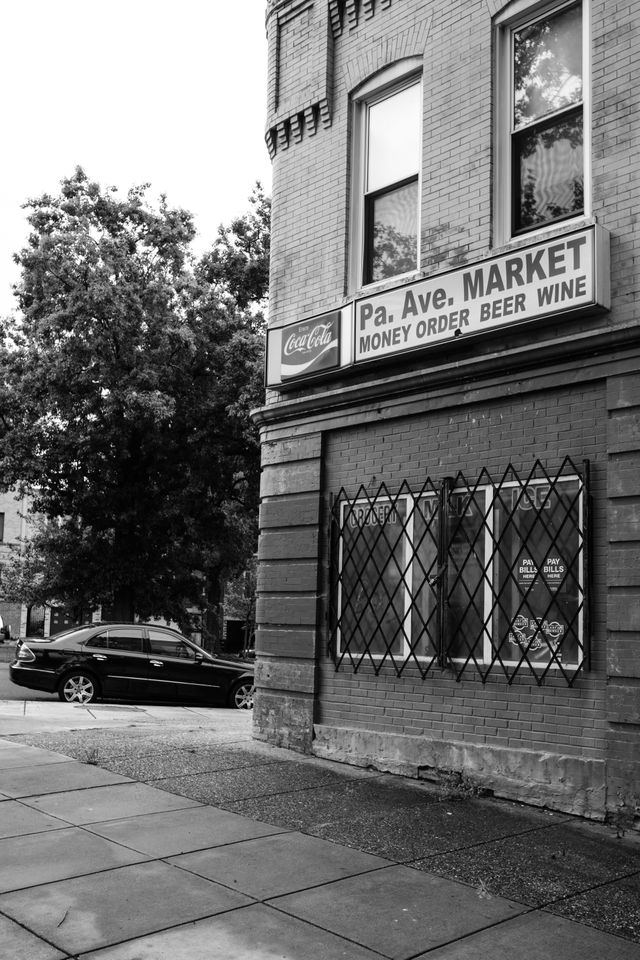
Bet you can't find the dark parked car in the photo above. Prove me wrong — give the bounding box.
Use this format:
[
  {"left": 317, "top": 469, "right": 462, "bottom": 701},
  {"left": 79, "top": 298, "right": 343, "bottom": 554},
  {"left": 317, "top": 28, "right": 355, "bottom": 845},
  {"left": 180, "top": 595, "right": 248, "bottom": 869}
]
[{"left": 10, "top": 622, "right": 255, "bottom": 709}]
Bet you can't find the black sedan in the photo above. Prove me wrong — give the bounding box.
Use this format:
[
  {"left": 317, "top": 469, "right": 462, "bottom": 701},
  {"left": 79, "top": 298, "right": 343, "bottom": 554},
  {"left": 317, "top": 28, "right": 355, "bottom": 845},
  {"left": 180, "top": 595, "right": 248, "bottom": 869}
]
[{"left": 10, "top": 622, "right": 255, "bottom": 709}]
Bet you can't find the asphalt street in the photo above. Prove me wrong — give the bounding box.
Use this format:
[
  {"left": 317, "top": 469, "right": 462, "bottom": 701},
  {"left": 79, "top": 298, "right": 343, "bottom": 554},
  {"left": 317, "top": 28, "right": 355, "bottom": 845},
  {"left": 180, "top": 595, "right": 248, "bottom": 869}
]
[{"left": 0, "top": 661, "right": 57, "bottom": 701}]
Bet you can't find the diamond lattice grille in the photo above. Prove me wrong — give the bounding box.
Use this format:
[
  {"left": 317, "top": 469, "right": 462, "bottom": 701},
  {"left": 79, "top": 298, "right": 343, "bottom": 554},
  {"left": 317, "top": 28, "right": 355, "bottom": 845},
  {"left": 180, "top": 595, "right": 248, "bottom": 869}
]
[{"left": 330, "top": 458, "right": 588, "bottom": 685}]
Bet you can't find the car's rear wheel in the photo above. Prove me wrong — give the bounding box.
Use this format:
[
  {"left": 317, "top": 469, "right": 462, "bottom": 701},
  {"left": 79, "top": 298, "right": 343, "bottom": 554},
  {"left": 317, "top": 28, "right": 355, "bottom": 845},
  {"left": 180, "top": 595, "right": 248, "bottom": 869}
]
[
  {"left": 58, "top": 672, "right": 100, "bottom": 704},
  {"left": 229, "top": 680, "right": 254, "bottom": 710}
]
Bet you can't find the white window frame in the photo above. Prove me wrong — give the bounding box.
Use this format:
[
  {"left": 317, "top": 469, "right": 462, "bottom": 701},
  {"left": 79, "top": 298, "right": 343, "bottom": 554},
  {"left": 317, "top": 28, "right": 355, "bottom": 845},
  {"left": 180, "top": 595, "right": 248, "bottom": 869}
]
[
  {"left": 336, "top": 495, "right": 412, "bottom": 659},
  {"left": 335, "top": 477, "right": 584, "bottom": 673},
  {"left": 349, "top": 59, "right": 423, "bottom": 293},
  {"left": 494, "top": 0, "right": 591, "bottom": 245},
  {"left": 489, "top": 475, "right": 585, "bottom": 671}
]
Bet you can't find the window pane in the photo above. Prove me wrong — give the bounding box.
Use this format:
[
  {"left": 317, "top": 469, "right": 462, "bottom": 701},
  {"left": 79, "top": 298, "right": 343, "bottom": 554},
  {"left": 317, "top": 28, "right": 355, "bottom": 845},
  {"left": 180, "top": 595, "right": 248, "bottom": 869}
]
[
  {"left": 86, "top": 633, "right": 108, "bottom": 649},
  {"left": 492, "top": 480, "right": 582, "bottom": 667},
  {"left": 514, "top": 112, "right": 583, "bottom": 230},
  {"left": 514, "top": 3, "right": 582, "bottom": 128},
  {"left": 410, "top": 496, "right": 440, "bottom": 659},
  {"left": 148, "top": 631, "right": 195, "bottom": 659},
  {"left": 338, "top": 500, "right": 407, "bottom": 658},
  {"left": 367, "top": 83, "right": 420, "bottom": 193},
  {"left": 446, "top": 490, "right": 487, "bottom": 661},
  {"left": 107, "top": 628, "right": 144, "bottom": 652},
  {"left": 367, "top": 179, "right": 418, "bottom": 283}
]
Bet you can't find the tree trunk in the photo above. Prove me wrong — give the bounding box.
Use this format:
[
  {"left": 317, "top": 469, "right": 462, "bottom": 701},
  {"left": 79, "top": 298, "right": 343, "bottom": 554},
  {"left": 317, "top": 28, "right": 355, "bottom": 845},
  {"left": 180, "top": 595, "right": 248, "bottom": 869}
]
[
  {"left": 202, "top": 574, "right": 223, "bottom": 654},
  {"left": 109, "top": 588, "right": 135, "bottom": 622}
]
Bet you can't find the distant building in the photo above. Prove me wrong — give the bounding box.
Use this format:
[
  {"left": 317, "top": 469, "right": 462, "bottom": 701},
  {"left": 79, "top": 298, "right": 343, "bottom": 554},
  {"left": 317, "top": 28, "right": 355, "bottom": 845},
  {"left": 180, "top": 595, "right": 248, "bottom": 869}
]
[
  {"left": 253, "top": 0, "right": 640, "bottom": 824},
  {"left": 0, "top": 489, "right": 30, "bottom": 637},
  {"left": 0, "top": 492, "right": 94, "bottom": 639}
]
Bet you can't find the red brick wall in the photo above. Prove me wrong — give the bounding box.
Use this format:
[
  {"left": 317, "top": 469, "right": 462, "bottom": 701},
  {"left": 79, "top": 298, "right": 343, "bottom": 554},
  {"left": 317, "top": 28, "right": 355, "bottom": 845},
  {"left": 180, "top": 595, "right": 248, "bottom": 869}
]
[{"left": 318, "top": 382, "right": 609, "bottom": 759}]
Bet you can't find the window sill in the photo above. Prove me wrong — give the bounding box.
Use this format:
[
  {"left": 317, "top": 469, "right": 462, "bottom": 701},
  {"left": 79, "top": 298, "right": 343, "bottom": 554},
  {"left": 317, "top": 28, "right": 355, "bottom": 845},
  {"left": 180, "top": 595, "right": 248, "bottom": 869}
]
[
  {"left": 492, "top": 215, "right": 597, "bottom": 260},
  {"left": 352, "top": 268, "right": 422, "bottom": 301}
]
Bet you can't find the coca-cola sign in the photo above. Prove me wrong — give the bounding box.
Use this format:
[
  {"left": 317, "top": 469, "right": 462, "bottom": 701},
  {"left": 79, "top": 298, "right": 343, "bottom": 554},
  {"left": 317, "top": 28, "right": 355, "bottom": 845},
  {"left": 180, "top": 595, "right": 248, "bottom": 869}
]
[{"left": 280, "top": 311, "right": 340, "bottom": 380}]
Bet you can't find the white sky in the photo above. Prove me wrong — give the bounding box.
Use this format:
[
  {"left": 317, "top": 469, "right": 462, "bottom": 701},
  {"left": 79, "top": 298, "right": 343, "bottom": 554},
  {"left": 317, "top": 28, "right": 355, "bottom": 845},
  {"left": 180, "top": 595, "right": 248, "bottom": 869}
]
[{"left": 0, "top": 0, "right": 272, "bottom": 316}]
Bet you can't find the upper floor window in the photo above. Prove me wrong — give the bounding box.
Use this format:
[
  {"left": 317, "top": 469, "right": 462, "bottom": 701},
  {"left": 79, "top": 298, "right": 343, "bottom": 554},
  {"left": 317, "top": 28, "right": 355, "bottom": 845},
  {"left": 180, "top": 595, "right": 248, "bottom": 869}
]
[
  {"left": 351, "top": 63, "right": 422, "bottom": 289},
  {"left": 496, "top": 0, "right": 587, "bottom": 241}
]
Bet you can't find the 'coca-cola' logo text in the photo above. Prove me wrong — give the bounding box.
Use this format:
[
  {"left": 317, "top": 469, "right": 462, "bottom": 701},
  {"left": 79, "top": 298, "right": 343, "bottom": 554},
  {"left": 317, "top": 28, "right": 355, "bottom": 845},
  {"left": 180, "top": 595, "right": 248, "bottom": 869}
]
[{"left": 284, "top": 323, "right": 334, "bottom": 356}]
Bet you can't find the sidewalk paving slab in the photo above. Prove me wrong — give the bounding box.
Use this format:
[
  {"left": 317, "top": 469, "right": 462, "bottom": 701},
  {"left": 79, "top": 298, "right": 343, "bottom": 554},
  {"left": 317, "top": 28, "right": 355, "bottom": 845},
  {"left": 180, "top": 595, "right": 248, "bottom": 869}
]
[
  {"left": 169, "top": 830, "right": 392, "bottom": 900},
  {"left": 0, "top": 859, "right": 255, "bottom": 956},
  {"left": 20, "top": 780, "right": 202, "bottom": 825},
  {"left": 0, "top": 743, "right": 73, "bottom": 769},
  {"left": 268, "top": 864, "right": 526, "bottom": 959},
  {"left": 0, "top": 800, "right": 72, "bottom": 839},
  {"left": 0, "top": 826, "right": 150, "bottom": 892},
  {"left": 0, "top": 913, "right": 67, "bottom": 960},
  {"left": 76, "top": 904, "right": 385, "bottom": 960},
  {"left": 0, "top": 759, "right": 132, "bottom": 797},
  {"left": 420, "top": 911, "right": 640, "bottom": 960},
  {"left": 0, "top": 700, "right": 246, "bottom": 735},
  {"left": 84, "top": 805, "right": 288, "bottom": 857}
]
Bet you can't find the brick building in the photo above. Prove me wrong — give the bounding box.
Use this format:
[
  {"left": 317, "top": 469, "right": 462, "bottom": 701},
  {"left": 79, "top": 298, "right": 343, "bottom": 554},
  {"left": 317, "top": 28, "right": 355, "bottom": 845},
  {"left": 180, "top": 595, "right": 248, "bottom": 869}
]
[
  {"left": 0, "top": 490, "right": 30, "bottom": 638},
  {"left": 254, "top": 0, "right": 639, "bottom": 823}
]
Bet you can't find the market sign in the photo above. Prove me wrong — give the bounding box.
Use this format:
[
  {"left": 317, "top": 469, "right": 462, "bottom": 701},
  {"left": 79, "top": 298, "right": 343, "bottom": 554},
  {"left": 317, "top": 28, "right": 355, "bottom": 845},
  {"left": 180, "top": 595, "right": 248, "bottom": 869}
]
[{"left": 355, "top": 225, "right": 609, "bottom": 364}]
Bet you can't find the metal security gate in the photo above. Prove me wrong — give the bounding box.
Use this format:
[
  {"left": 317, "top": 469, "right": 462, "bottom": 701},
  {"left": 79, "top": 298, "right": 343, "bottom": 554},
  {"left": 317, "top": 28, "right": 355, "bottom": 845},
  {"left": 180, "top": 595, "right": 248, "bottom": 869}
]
[{"left": 329, "top": 458, "right": 589, "bottom": 685}]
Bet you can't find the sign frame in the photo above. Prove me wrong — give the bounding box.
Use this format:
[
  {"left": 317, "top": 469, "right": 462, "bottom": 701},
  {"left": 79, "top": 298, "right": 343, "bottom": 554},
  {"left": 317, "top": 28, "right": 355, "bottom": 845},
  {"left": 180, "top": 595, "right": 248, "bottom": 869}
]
[
  {"left": 353, "top": 224, "right": 609, "bottom": 366},
  {"left": 266, "top": 309, "right": 342, "bottom": 387}
]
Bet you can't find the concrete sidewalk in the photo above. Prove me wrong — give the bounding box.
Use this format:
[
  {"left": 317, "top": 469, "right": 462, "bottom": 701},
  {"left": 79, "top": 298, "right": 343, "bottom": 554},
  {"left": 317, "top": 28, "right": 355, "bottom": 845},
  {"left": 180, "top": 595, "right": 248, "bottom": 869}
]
[{"left": 0, "top": 701, "right": 639, "bottom": 959}]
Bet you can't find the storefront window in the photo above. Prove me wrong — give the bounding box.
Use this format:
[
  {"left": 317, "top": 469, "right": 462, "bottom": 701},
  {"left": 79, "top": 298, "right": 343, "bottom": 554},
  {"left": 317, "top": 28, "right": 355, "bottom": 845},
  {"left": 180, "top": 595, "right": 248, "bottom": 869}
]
[
  {"left": 410, "top": 494, "right": 440, "bottom": 661},
  {"left": 493, "top": 478, "right": 583, "bottom": 667},
  {"left": 332, "top": 461, "right": 587, "bottom": 684},
  {"left": 446, "top": 489, "right": 489, "bottom": 664},
  {"left": 337, "top": 498, "right": 408, "bottom": 660}
]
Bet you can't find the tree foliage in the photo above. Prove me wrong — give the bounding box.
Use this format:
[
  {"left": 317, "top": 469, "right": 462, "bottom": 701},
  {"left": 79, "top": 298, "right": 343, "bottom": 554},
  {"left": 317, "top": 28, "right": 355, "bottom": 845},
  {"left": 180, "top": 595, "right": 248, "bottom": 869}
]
[{"left": 0, "top": 168, "right": 269, "bottom": 631}]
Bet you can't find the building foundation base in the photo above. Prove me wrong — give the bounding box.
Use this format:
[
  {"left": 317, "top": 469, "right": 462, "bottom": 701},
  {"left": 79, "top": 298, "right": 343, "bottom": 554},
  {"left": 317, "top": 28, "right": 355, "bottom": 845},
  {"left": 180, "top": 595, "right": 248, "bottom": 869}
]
[{"left": 312, "top": 724, "right": 607, "bottom": 820}]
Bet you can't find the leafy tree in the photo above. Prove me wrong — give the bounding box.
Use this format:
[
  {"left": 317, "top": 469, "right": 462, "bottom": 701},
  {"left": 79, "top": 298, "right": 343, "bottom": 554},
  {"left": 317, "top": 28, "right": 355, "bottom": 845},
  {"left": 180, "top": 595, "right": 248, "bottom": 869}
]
[
  {"left": 0, "top": 168, "right": 269, "bottom": 638},
  {"left": 198, "top": 182, "right": 270, "bottom": 311}
]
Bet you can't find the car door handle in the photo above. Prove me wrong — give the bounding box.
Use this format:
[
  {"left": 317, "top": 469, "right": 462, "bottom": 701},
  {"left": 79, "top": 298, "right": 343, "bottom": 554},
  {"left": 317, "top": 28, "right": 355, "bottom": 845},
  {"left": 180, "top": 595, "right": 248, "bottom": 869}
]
[
  {"left": 92, "top": 655, "right": 107, "bottom": 661},
  {"left": 150, "top": 660, "right": 164, "bottom": 667}
]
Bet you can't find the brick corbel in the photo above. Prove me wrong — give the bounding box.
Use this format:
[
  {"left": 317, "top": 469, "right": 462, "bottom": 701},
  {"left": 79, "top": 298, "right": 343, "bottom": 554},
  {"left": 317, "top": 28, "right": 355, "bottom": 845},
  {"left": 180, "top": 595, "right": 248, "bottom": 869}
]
[{"left": 265, "top": 0, "right": 333, "bottom": 158}]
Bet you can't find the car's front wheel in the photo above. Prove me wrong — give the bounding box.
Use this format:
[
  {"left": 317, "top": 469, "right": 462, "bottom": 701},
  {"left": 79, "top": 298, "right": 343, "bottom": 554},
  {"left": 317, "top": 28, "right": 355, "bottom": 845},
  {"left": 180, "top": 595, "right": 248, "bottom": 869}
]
[
  {"left": 229, "top": 680, "right": 255, "bottom": 710},
  {"left": 58, "top": 672, "right": 100, "bottom": 704}
]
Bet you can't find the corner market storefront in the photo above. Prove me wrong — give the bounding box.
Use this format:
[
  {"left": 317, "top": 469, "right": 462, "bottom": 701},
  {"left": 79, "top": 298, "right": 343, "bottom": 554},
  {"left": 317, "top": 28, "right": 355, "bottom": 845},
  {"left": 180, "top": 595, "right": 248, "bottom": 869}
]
[{"left": 255, "top": 220, "right": 639, "bottom": 822}]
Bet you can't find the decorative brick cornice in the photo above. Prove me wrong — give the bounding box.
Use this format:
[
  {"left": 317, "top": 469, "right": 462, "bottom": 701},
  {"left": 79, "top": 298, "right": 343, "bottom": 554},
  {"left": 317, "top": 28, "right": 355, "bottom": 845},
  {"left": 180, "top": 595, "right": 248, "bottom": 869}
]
[
  {"left": 328, "top": 0, "right": 392, "bottom": 37},
  {"left": 264, "top": 0, "right": 396, "bottom": 159},
  {"left": 265, "top": 0, "right": 295, "bottom": 23},
  {"left": 265, "top": 0, "right": 333, "bottom": 158}
]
